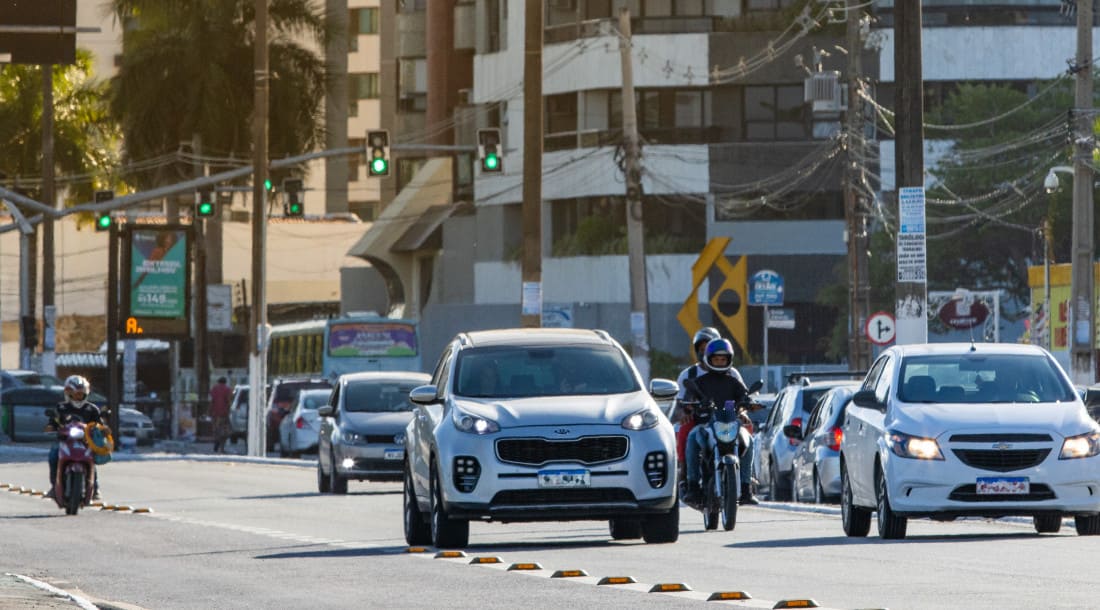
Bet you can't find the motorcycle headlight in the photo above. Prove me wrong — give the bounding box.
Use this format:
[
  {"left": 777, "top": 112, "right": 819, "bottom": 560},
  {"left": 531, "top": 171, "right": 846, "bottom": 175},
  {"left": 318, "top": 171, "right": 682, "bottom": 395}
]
[
  {"left": 68, "top": 427, "right": 85, "bottom": 440},
  {"left": 452, "top": 407, "right": 499, "bottom": 434},
  {"left": 1060, "top": 431, "right": 1100, "bottom": 459},
  {"left": 713, "top": 421, "right": 738, "bottom": 444},
  {"left": 621, "top": 408, "right": 660, "bottom": 431},
  {"left": 887, "top": 430, "right": 943, "bottom": 460}
]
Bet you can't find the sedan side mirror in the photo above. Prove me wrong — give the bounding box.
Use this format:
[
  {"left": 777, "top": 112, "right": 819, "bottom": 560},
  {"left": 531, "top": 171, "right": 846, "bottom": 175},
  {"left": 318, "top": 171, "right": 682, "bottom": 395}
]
[
  {"left": 409, "top": 385, "right": 441, "bottom": 405},
  {"left": 649, "top": 378, "right": 679, "bottom": 400},
  {"left": 782, "top": 423, "right": 803, "bottom": 440},
  {"left": 318, "top": 405, "right": 333, "bottom": 418},
  {"left": 852, "top": 389, "right": 885, "bottom": 411}
]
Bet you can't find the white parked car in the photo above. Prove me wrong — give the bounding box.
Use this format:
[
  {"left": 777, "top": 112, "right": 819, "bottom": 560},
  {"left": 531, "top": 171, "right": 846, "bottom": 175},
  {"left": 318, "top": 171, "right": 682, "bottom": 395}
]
[
  {"left": 278, "top": 388, "right": 332, "bottom": 457},
  {"left": 404, "top": 328, "right": 680, "bottom": 548},
  {"left": 841, "top": 343, "right": 1100, "bottom": 539}
]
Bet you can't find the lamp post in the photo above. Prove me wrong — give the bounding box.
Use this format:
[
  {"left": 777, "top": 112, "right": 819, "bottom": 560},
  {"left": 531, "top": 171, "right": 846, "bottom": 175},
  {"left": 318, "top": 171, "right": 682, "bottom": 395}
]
[{"left": 1045, "top": 165, "right": 1075, "bottom": 357}]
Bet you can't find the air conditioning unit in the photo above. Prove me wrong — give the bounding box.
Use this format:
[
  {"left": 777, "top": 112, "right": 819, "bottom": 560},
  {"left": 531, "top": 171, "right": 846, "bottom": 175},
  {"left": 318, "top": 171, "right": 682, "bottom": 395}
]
[{"left": 804, "top": 71, "right": 844, "bottom": 114}]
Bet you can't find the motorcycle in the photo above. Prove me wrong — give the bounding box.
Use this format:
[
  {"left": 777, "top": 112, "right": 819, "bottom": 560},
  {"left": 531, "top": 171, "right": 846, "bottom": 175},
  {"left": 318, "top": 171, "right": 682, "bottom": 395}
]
[
  {"left": 680, "top": 380, "right": 764, "bottom": 531},
  {"left": 49, "top": 412, "right": 112, "bottom": 515}
]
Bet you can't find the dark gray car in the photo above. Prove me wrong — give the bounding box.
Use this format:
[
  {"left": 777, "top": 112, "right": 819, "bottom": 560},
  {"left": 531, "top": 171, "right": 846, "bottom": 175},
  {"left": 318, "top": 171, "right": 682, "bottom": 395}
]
[{"left": 316, "top": 371, "right": 431, "bottom": 494}]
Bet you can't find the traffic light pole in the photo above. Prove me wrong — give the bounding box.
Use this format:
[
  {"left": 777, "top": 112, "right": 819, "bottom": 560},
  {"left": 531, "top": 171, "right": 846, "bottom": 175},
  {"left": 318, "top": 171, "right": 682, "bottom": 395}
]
[
  {"left": 248, "top": 0, "right": 270, "bottom": 458},
  {"left": 106, "top": 220, "right": 120, "bottom": 441}
]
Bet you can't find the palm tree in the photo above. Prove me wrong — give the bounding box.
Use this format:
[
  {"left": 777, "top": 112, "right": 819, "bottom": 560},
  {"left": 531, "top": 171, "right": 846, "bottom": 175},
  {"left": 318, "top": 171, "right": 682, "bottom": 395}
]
[
  {"left": 107, "top": 0, "right": 328, "bottom": 188},
  {"left": 0, "top": 51, "right": 119, "bottom": 205}
]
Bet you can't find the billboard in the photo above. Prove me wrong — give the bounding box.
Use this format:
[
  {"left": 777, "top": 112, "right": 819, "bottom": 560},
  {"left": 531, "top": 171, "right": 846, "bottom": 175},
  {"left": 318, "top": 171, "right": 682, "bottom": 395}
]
[{"left": 120, "top": 225, "right": 192, "bottom": 338}]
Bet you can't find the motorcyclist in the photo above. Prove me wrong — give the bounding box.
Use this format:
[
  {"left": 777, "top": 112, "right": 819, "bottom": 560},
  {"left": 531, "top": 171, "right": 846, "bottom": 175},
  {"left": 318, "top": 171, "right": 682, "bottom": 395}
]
[
  {"left": 672, "top": 328, "right": 743, "bottom": 480},
  {"left": 680, "top": 338, "right": 759, "bottom": 506},
  {"left": 46, "top": 375, "right": 104, "bottom": 501}
]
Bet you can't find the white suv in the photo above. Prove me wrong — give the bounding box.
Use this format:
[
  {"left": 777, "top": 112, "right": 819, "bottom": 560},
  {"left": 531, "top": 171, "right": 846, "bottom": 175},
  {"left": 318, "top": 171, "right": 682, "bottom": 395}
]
[{"left": 841, "top": 343, "right": 1100, "bottom": 539}]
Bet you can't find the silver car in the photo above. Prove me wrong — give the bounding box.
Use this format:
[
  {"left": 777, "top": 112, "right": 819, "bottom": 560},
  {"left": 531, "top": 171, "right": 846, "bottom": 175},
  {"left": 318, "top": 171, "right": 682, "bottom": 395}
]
[
  {"left": 278, "top": 388, "right": 331, "bottom": 457},
  {"left": 403, "top": 328, "right": 680, "bottom": 549},
  {"left": 119, "top": 407, "right": 156, "bottom": 446},
  {"left": 317, "top": 371, "right": 432, "bottom": 494},
  {"left": 788, "top": 386, "right": 856, "bottom": 504}
]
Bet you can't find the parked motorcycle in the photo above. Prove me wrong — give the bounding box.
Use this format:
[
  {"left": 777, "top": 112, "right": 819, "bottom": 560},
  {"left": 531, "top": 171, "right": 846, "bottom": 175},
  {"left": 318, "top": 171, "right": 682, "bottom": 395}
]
[
  {"left": 50, "top": 413, "right": 112, "bottom": 515},
  {"left": 681, "top": 380, "right": 764, "bottom": 531}
]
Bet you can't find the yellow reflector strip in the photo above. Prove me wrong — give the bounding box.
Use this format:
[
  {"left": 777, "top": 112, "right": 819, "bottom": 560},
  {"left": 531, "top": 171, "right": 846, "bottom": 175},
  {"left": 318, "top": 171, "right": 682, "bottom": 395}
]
[
  {"left": 132, "top": 507, "right": 153, "bottom": 514},
  {"left": 598, "top": 576, "right": 637, "bottom": 586},
  {"left": 470, "top": 556, "right": 502, "bottom": 564},
  {"left": 773, "top": 600, "right": 819, "bottom": 609},
  {"left": 31, "top": 491, "right": 44, "bottom": 496},
  {"left": 507, "top": 563, "right": 543, "bottom": 571},
  {"left": 89, "top": 501, "right": 104, "bottom": 507},
  {"left": 0, "top": 483, "right": 9, "bottom": 488},
  {"left": 434, "top": 551, "right": 468, "bottom": 559},
  {"left": 100, "top": 505, "right": 117, "bottom": 511},
  {"left": 649, "top": 583, "right": 691, "bottom": 593},
  {"left": 551, "top": 570, "right": 589, "bottom": 578},
  {"left": 708, "top": 591, "right": 752, "bottom": 601},
  {"left": 405, "top": 547, "right": 429, "bottom": 553},
  {"left": 112, "top": 505, "right": 133, "bottom": 511}
]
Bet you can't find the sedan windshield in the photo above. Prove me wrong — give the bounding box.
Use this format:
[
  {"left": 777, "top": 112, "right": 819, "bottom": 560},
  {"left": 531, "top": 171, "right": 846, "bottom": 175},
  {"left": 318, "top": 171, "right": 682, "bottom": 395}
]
[
  {"left": 454, "top": 345, "right": 640, "bottom": 398},
  {"left": 898, "top": 353, "right": 1077, "bottom": 404},
  {"left": 298, "top": 389, "right": 332, "bottom": 410},
  {"left": 345, "top": 381, "right": 420, "bottom": 412}
]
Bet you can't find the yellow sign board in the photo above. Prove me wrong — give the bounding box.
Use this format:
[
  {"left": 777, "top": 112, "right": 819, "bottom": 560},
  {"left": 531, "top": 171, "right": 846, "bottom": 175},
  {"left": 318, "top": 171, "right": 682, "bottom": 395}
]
[{"left": 677, "top": 238, "right": 748, "bottom": 359}]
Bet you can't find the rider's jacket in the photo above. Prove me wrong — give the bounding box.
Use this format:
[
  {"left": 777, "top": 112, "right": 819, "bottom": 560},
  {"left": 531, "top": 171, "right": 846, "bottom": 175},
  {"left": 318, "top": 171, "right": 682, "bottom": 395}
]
[
  {"left": 683, "top": 373, "right": 749, "bottom": 418},
  {"left": 47, "top": 400, "right": 103, "bottom": 431}
]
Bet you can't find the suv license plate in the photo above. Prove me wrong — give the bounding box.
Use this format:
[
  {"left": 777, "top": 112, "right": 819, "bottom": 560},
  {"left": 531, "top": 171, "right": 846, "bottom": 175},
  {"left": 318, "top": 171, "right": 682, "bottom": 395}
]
[
  {"left": 537, "top": 469, "right": 590, "bottom": 489},
  {"left": 383, "top": 449, "right": 404, "bottom": 461},
  {"left": 976, "top": 477, "right": 1029, "bottom": 495}
]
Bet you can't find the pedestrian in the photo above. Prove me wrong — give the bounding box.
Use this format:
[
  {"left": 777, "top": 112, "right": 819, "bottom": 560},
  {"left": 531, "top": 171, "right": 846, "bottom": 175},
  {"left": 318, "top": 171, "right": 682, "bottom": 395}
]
[{"left": 210, "top": 377, "right": 232, "bottom": 453}]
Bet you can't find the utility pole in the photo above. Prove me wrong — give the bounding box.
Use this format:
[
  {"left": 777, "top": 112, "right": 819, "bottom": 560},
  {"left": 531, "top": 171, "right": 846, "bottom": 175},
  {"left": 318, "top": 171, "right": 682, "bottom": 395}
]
[
  {"left": 618, "top": 8, "right": 650, "bottom": 381},
  {"left": 248, "top": 0, "right": 270, "bottom": 457},
  {"left": 521, "top": 0, "right": 542, "bottom": 328},
  {"left": 40, "top": 63, "right": 56, "bottom": 376},
  {"left": 193, "top": 136, "right": 210, "bottom": 438},
  {"left": 893, "top": 0, "right": 927, "bottom": 345},
  {"left": 1070, "top": 0, "right": 1095, "bottom": 383},
  {"left": 845, "top": 0, "right": 869, "bottom": 367}
]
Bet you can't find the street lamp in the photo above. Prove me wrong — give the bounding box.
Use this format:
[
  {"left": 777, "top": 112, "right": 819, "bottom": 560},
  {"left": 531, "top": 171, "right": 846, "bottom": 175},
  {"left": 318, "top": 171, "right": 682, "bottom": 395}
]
[
  {"left": 1045, "top": 165, "right": 1073, "bottom": 194},
  {"left": 1041, "top": 166, "right": 1073, "bottom": 353}
]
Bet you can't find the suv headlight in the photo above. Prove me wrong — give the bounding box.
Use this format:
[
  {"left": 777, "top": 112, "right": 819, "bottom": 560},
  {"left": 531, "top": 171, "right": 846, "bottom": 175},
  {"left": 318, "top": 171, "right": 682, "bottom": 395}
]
[
  {"left": 1060, "top": 431, "right": 1100, "bottom": 459},
  {"left": 887, "top": 430, "right": 944, "bottom": 460},
  {"left": 452, "top": 407, "right": 499, "bottom": 434},
  {"left": 621, "top": 408, "right": 660, "bottom": 431},
  {"left": 341, "top": 430, "right": 367, "bottom": 445}
]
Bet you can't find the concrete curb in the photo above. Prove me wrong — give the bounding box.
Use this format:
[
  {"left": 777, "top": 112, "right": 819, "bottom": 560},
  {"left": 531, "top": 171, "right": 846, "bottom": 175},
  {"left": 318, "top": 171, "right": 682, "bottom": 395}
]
[
  {"left": 4, "top": 573, "right": 98, "bottom": 610},
  {"left": 0, "top": 443, "right": 314, "bottom": 468}
]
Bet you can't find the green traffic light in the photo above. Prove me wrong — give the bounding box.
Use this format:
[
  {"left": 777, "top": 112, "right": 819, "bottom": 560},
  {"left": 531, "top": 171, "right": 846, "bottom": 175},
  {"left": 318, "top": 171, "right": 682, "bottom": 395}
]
[
  {"left": 95, "top": 214, "right": 111, "bottom": 230},
  {"left": 370, "top": 157, "right": 388, "bottom": 175},
  {"left": 264, "top": 179, "right": 273, "bottom": 191},
  {"left": 484, "top": 154, "right": 500, "bottom": 171},
  {"left": 197, "top": 202, "right": 214, "bottom": 217},
  {"left": 288, "top": 202, "right": 302, "bottom": 216}
]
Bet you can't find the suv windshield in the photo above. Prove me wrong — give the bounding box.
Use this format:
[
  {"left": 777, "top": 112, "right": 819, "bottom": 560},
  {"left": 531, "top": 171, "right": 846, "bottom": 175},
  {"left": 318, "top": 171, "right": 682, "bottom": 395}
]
[
  {"left": 898, "top": 353, "right": 1077, "bottom": 404},
  {"left": 454, "top": 345, "right": 640, "bottom": 398},
  {"left": 345, "top": 380, "right": 420, "bottom": 412}
]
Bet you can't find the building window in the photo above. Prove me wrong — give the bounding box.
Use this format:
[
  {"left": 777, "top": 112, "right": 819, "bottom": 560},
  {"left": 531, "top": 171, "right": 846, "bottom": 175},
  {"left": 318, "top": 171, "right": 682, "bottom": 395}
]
[
  {"left": 351, "top": 73, "right": 380, "bottom": 100},
  {"left": 546, "top": 93, "right": 578, "bottom": 134},
  {"left": 398, "top": 58, "right": 427, "bottom": 113},
  {"left": 400, "top": 0, "right": 427, "bottom": 12},
  {"left": 487, "top": 0, "right": 502, "bottom": 52},
  {"left": 354, "top": 8, "right": 379, "bottom": 34},
  {"left": 744, "top": 85, "right": 806, "bottom": 140}
]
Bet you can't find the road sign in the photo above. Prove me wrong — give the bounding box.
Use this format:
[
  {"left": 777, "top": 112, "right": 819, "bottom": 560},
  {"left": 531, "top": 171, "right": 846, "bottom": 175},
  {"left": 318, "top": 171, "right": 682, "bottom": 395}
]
[
  {"left": 748, "top": 270, "right": 784, "bottom": 306},
  {"left": 866, "top": 311, "right": 896, "bottom": 346}
]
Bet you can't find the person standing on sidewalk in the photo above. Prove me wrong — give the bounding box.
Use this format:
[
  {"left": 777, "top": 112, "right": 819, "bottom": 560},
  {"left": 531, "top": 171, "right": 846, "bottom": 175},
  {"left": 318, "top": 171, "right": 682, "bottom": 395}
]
[{"left": 209, "top": 377, "right": 232, "bottom": 453}]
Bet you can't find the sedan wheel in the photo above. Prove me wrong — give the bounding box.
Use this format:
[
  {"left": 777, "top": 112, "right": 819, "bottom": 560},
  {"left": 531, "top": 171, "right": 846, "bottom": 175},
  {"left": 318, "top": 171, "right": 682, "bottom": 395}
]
[
  {"left": 330, "top": 452, "right": 348, "bottom": 495},
  {"left": 1033, "top": 514, "right": 1062, "bottom": 534},
  {"left": 609, "top": 518, "right": 643, "bottom": 540},
  {"left": 841, "top": 467, "right": 871, "bottom": 537},
  {"left": 812, "top": 471, "right": 824, "bottom": 505},
  {"left": 875, "top": 467, "right": 907, "bottom": 539},
  {"left": 316, "top": 458, "right": 331, "bottom": 494},
  {"left": 430, "top": 464, "right": 469, "bottom": 548}
]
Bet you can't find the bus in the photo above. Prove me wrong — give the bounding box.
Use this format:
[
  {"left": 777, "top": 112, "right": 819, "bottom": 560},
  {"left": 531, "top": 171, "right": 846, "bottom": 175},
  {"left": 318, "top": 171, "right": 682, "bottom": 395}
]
[{"left": 267, "top": 316, "right": 422, "bottom": 380}]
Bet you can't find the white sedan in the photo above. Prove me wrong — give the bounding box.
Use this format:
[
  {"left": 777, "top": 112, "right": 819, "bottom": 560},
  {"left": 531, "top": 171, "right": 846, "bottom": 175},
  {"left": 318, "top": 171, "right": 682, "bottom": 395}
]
[{"left": 841, "top": 342, "right": 1100, "bottom": 539}]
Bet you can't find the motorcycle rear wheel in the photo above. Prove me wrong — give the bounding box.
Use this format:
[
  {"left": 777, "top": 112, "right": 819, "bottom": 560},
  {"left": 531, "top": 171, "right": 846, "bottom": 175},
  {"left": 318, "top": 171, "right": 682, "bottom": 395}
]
[
  {"left": 720, "top": 463, "right": 739, "bottom": 531},
  {"left": 64, "top": 471, "right": 84, "bottom": 515}
]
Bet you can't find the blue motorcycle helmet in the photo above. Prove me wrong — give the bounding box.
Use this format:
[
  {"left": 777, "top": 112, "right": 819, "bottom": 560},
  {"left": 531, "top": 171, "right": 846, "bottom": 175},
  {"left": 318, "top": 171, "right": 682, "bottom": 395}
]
[{"left": 702, "top": 338, "right": 734, "bottom": 373}]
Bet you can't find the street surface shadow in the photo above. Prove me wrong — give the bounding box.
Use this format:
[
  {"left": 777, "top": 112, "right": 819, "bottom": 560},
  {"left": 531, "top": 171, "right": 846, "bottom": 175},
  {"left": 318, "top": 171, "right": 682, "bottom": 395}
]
[
  {"left": 729, "top": 531, "right": 1044, "bottom": 549},
  {"left": 233, "top": 490, "right": 399, "bottom": 500},
  {"left": 257, "top": 545, "right": 408, "bottom": 560}
]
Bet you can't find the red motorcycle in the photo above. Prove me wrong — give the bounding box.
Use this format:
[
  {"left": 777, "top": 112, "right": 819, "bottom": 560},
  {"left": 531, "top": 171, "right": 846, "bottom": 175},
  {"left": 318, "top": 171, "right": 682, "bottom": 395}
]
[{"left": 52, "top": 418, "right": 108, "bottom": 515}]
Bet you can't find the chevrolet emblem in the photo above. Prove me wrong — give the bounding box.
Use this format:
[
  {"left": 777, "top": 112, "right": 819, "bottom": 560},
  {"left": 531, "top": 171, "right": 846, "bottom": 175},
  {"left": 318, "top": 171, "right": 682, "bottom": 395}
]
[{"left": 991, "top": 442, "right": 1013, "bottom": 450}]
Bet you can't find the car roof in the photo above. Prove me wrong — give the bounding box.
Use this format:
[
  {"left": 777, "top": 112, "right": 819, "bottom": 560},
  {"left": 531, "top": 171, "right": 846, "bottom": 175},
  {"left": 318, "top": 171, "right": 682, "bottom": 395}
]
[
  {"left": 339, "top": 371, "right": 431, "bottom": 383},
  {"left": 458, "top": 328, "right": 615, "bottom": 348},
  {"left": 795, "top": 379, "right": 862, "bottom": 390},
  {"left": 891, "top": 342, "right": 1047, "bottom": 357}
]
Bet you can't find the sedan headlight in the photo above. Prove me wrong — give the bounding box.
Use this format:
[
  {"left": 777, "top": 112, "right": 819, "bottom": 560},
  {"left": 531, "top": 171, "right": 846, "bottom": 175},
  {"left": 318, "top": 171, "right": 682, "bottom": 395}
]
[
  {"left": 621, "top": 408, "right": 660, "bottom": 431},
  {"left": 452, "top": 407, "right": 499, "bottom": 434},
  {"left": 887, "top": 430, "right": 944, "bottom": 460},
  {"left": 341, "top": 430, "right": 367, "bottom": 445},
  {"left": 1060, "top": 431, "right": 1100, "bottom": 459}
]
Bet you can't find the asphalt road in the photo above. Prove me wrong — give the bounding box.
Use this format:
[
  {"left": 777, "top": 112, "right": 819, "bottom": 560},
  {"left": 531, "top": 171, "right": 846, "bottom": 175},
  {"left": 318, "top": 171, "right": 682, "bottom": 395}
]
[{"left": 2, "top": 450, "right": 1098, "bottom": 609}]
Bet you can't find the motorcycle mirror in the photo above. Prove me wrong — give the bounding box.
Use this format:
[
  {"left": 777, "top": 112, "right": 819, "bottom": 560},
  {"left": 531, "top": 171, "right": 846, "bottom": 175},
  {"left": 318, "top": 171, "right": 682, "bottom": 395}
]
[{"left": 747, "top": 380, "right": 763, "bottom": 394}]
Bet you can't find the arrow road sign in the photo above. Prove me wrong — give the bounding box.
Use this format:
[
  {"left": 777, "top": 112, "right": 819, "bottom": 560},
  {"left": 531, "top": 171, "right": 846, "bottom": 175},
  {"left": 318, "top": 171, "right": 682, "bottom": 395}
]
[{"left": 865, "top": 311, "right": 896, "bottom": 346}]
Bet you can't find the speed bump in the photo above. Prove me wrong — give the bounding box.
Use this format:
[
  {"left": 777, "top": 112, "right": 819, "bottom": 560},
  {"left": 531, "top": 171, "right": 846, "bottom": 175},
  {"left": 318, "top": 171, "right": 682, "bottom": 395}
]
[
  {"left": 507, "top": 563, "right": 543, "bottom": 571},
  {"left": 470, "top": 556, "right": 502, "bottom": 565},
  {"left": 132, "top": 507, "right": 153, "bottom": 514},
  {"left": 551, "top": 569, "right": 589, "bottom": 578},
  {"left": 0, "top": 483, "right": 9, "bottom": 488},
  {"left": 597, "top": 576, "right": 637, "bottom": 586},
  {"left": 112, "top": 505, "right": 134, "bottom": 512},
  {"left": 709, "top": 591, "right": 752, "bottom": 601},
  {"left": 774, "top": 600, "right": 819, "bottom": 609},
  {"left": 100, "top": 504, "right": 117, "bottom": 511},
  {"left": 649, "top": 583, "right": 691, "bottom": 593},
  {"left": 434, "top": 550, "right": 467, "bottom": 559}
]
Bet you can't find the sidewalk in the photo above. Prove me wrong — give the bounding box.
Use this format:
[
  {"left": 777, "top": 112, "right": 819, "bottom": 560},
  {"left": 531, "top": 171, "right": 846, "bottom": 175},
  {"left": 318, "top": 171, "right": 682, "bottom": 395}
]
[{"left": 0, "top": 573, "right": 97, "bottom": 610}]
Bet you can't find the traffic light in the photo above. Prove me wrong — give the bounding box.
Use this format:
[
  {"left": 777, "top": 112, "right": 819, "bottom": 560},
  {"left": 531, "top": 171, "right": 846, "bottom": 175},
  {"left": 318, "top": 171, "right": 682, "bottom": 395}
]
[
  {"left": 196, "top": 186, "right": 216, "bottom": 218},
  {"left": 366, "top": 130, "right": 390, "bottom": 176},
  {"left": 283, "top": 178, "right": 304, "bottom": 217},
  {"left": 94, "top": 190, "right": 114, "bottom": 232},
  {"left": 477, "top": 128, "right": 503, "bottom": 173}
]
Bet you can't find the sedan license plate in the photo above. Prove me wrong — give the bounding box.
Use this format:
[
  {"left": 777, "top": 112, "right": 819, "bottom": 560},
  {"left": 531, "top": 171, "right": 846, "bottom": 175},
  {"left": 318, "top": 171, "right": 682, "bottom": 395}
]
[
  {"left": 383, "top": 449, "right": 404, "bottom": 461},
  {"left": 976, "top": 476, "right": 1029, "bottom": 495},
  {"left": 537, "top": 469, "right": 590, "bottom": 489}
]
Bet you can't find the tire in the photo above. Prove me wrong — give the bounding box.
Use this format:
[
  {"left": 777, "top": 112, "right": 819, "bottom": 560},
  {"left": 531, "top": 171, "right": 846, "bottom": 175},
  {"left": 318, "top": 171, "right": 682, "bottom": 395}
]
[
  {"left": 430, "top": 464, "right": 469, "bottom": 548},
  {"left": 720, "top": 463, "right": 738, "bottom": 531},
  {"left": 65, "top": 470, "right": 84, "bottom": 516},
  {"left": 317, "top": 458, "right": 331, "bottom": 493},
  {"left": 330, "top": 452, "right": 348, "bottom": 495},
  {"left": 876, "top": 467, "right": 907, "bottom": 540},
  {"left": 771, "top": 463, "right": 791, "bottom": 502},
  {"left": 404, "top": 465, "right": 432, "bottom": 546},
  {"left": 841, "top": 466, "right": 871, "bottom": 537},
  {"left": 790, "top": 469, "right": 800, "bottom": 504},
  {"left": 609, "top": 518, "right": 643, "bottom": 540},
  {"left": 1075, "top": 514, "right": 1100, "bottom": 536},
  {"left": 812, "top": 471, "right": 824, "bottom": 505},
  {"left": 701, "top": 475, "right": 719, "bottom": 530},
  {"left": 642, "top": 498, "right": 679, "bottom": 544},
  {"left": 1033, "top": 514, "right": 1062, "bottom": 534}
]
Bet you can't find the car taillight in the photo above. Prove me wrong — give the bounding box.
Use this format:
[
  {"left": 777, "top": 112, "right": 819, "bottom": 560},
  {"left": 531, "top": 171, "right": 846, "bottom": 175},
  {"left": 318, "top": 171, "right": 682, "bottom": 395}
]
[
  {"left": 829, "top": 426, "right": 843, "bottom": 451},
  {"left": 788, "top": 417, "right": 803, "bottom": 446},
  {"left": 296, "top": 416, "right": 305, "bottom": 429}
]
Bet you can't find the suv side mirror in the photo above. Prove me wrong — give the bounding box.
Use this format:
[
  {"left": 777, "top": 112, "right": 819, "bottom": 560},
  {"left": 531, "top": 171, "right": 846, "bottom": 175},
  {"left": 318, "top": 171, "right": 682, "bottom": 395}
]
[
  {"left": 852, "top": 389, "right": 884, "bottom": 411},
  {"left": 409, "top": 385, "right": 441, "bottom": 405},
  {"left": 782, "top": 423, "right": 803, "bottom": 440}
]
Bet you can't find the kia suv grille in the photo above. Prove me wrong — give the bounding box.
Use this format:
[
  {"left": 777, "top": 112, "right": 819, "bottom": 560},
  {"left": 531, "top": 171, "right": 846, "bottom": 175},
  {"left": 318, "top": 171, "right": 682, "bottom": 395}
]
[{"left": 496, "top": 436, "right": 629, "bottom": 466}]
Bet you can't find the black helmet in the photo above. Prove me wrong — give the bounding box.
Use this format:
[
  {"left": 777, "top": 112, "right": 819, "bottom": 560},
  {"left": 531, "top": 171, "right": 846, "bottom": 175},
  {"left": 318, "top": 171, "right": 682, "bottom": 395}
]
[
  {"left": 692, "top": 327, "right": 721, "bottom": 361},
  {"left": 702, "top": 338, "right": 734, "bottom": 373}
]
